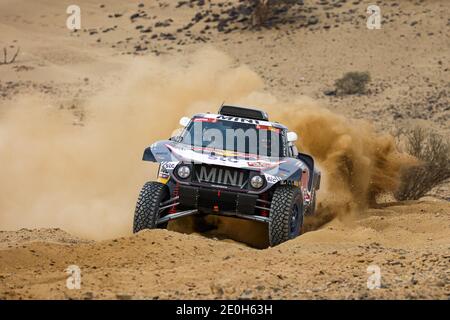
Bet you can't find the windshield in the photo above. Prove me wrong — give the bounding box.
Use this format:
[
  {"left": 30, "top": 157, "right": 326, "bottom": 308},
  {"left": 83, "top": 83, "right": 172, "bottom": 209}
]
[{"left": 180, "top": 117, "right": 284, "bottom": 157}]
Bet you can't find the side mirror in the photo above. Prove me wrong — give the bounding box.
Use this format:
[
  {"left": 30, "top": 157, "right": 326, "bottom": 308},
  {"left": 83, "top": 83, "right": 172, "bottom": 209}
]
[
  {"left": 170, "top": 128, "right": 184, "bottom": 142},
  {"left": 179, "top": 116, "right": 190, "bottom": 127},
  {"left": 169, "top": 136, "right": 183, "bottom": 142},
  {"left": 287, "top": 131, "right": 298, "bottom": 143}
]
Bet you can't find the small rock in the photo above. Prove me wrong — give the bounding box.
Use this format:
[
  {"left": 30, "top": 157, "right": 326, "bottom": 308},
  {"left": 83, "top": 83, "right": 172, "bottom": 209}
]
[
  {"left": 238, "top": 289, "right": 253, "bottom": 300},
  {"left": 324, "top": 89, "right": 337, "bottom": 96},
  {"left": 307, "top": 16, "right": 319, "bottom": 26}
]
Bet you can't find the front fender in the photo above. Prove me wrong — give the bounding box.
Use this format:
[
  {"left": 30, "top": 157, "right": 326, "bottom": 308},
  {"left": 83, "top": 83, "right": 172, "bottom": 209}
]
[
  {"left": 142, "top": 140, "right": 175, "bottom": 163},
  {"left": 262, "top": 158, "right": 307, "bottom": 184}
]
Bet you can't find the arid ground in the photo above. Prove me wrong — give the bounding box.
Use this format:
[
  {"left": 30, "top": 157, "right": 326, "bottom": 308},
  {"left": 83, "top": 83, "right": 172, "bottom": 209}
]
[{"left": 0, "top": 0, "right": 449, "bottom": 299}]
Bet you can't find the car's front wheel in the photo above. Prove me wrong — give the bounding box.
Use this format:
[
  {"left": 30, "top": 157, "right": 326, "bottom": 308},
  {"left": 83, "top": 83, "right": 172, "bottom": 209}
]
[
  {"left": 268, "top": 185, "right": 304, "bottom": 246},
  {"left": 133, "top": 181, "right": 169, "bottom": 233}
]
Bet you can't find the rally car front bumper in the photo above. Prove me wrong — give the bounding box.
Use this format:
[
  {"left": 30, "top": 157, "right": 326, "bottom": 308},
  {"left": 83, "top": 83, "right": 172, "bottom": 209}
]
[{"left": 156, "top": 185, "right": 272, "bottom": 225}]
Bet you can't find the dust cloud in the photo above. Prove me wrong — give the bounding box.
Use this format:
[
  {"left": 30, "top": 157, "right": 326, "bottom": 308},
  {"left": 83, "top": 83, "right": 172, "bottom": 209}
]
[
  {"left": 0, "top": 48, "right": 262, "bottom": 239},
  {"left": 0, "top": 48, "right": 412, "bottom": 240},
  {"left": 268, "top": 101, "right": 415, "bottom": 230}
]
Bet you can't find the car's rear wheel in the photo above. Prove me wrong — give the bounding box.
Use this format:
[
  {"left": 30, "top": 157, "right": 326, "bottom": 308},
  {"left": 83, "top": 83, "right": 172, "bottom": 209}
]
[
  {"left": 268, "top": 185, "right": 304, "bottom": 246},
  {"left": 133, "top": 181, "right": 169, "bottom": 233}
]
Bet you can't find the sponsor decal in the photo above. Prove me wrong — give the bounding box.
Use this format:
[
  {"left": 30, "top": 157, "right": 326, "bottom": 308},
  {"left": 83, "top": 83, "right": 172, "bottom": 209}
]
[
  {"left": 161, "top": 161, "right": 177, "bottom": 170},
  {"left": 256, "top": 124, "right": 280, "bottom": 133},
  {"left": 159, "top": 172, "right": 170, "bottom": 179},
  {"left": 168, "top": 144, "right": 256, "bottom": 163},
  {"left": 157, "top": 176, "right": 169, "bottom": 184},
  {"left": 216, "top": 115, "right": 260, "bottom": 124},
  {"left": 166, "top": 143, "right": 286, "bottom": 170},
  {"left": 208, "top": 154, "right": 239, "bottom": 163},
  {"left": 247, "top": 161, "right": 277, "bottom": 169},
  {"left": 303, "top": 189, "right": 311, "bottom": 203},
  {"left": 193, "top": 117, "right": 218, "bottom": 123},
  {"left": 264, "top": 174, "right": 282, "bottom": 184}
]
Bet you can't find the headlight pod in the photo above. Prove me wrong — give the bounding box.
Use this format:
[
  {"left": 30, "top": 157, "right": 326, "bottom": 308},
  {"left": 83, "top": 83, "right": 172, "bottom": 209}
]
[
  {"left": 250, "top": 175, "right": 264, "bottom": 189},
  {"left": 177, "top": 165, "right": 191, "bottom": 179}
]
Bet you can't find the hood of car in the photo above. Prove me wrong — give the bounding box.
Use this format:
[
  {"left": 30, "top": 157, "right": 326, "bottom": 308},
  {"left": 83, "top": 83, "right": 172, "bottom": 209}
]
[
  {"left": 144, "top": 140, "right": 308, "bottom": 182},
  {"left": 166, "top": 142, "right": 286, "bottom": 170}
]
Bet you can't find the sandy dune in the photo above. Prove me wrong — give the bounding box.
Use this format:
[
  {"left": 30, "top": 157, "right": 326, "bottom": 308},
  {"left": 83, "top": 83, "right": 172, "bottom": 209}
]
[
  {"left": 0, "top": 0, "right": 449, "bottom": 299},
  {"left": 1, "top": 201, "right": 448, "bottom": 299}
]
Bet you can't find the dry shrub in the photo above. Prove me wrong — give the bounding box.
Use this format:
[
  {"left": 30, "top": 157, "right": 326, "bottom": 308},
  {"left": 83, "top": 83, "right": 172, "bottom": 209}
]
[
  {"left": 0, "top": 47, "right": 20, "bottom": 65},
  {"left": 249, "top": 0, "right": 303, "bottom": 26},
  {"left": 395, "top": 127, "right": 450, "bottom": 200},
  {"left": 335, "top": 71, "right": 371, "bottom": 95}
]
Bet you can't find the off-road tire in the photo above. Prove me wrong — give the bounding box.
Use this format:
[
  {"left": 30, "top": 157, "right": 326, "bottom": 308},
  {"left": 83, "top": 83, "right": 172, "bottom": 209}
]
[
  {"left": 269, "top": 185, "right": 304, "bottom": 246},
  {"left": 133, "top": 181, "right": 169, "bottom": 233}
]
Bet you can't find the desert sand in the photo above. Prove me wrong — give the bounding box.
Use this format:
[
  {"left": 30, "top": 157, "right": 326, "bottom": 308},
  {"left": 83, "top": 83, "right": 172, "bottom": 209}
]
[{"left": 0, "top": 0, "right": 449, "bottom": 299}]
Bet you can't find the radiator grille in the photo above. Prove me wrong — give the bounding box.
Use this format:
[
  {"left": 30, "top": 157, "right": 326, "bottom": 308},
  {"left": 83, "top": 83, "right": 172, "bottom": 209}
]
[{"left": 193, "top": 164, "right": 249, "bottom": 188}]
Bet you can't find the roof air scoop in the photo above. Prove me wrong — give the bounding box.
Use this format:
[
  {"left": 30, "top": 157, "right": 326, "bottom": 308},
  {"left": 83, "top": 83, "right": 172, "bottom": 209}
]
[{"left": 218, "top": 105, "right": 269, "bottom": 121}]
